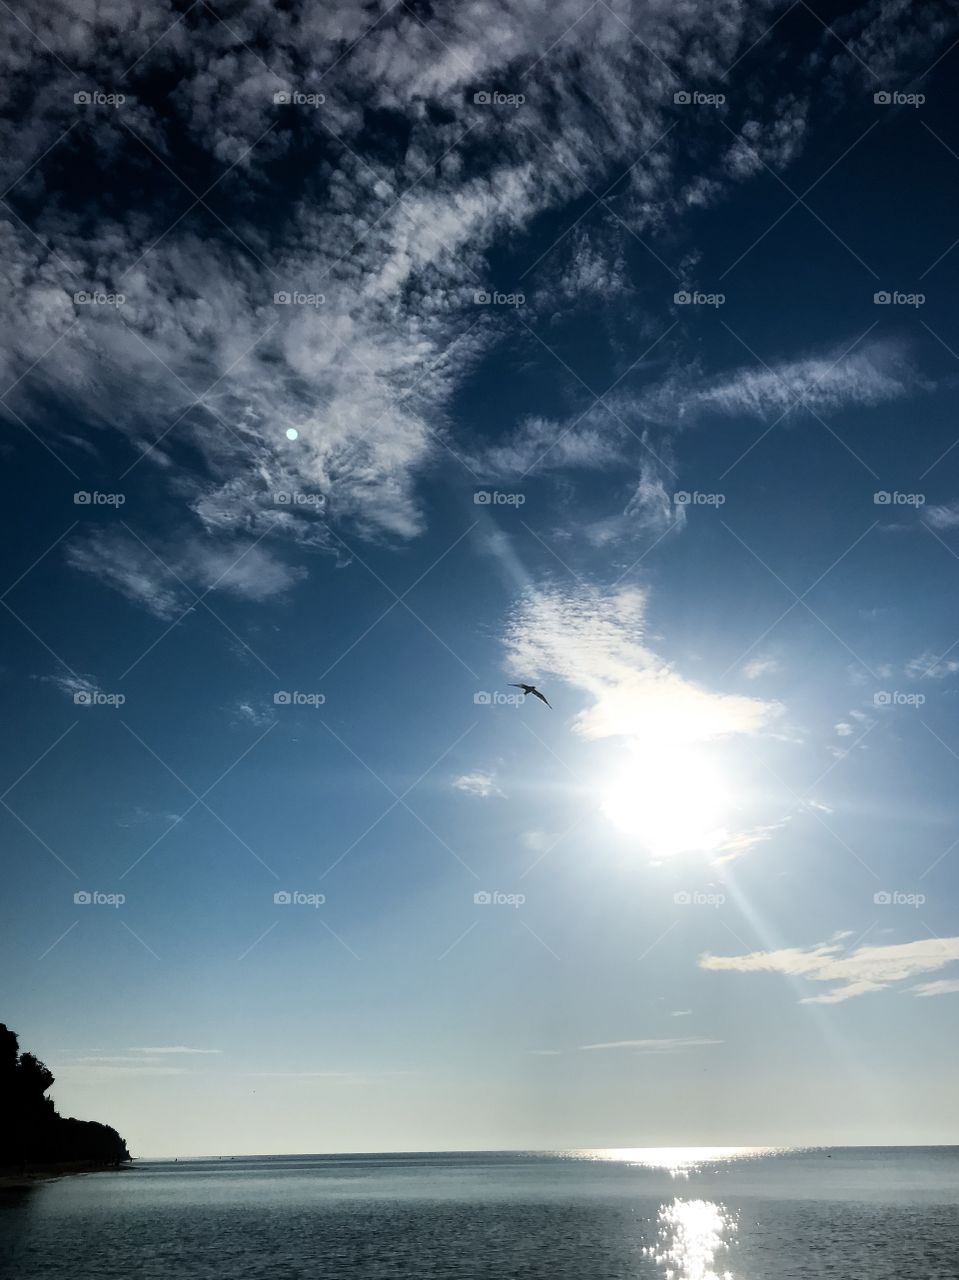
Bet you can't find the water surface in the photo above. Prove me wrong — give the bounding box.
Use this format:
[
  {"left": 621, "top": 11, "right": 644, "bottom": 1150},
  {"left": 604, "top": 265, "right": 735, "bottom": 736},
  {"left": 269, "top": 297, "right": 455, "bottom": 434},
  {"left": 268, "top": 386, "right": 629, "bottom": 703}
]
[{"left": 2, "top": 1147, "right": 957, "bottom": 1278}]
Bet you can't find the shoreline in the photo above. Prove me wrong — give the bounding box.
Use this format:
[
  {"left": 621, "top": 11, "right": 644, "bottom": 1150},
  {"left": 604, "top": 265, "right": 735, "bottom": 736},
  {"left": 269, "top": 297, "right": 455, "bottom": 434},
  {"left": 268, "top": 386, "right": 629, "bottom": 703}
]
[{"left": 0, "top": 1161, "right": 132, "bottom": 1190}]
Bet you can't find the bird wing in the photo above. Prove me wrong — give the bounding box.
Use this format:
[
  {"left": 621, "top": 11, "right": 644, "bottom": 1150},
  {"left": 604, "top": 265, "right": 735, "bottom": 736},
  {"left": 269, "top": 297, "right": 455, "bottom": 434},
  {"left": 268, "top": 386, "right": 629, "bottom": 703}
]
[{"left": 531, "top": 688, "right": 551, "bottom": 707}]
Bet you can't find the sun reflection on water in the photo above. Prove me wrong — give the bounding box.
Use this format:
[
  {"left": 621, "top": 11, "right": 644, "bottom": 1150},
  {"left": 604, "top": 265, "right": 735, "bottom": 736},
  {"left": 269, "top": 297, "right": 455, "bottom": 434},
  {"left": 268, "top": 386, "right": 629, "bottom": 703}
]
[
  {"left": 573, "top": 1146, "right": 776, "bottom": 1179},
  {"left": 643, "top": 1198, "right": 737, "bottom": 1280}
]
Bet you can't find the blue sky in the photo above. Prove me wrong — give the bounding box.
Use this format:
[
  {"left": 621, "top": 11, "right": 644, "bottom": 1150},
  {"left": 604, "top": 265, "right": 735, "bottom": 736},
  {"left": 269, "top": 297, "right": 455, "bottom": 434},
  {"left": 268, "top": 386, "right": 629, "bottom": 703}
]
[{"left": 3, "top": 0, "right": 959, "bottom": 1156}]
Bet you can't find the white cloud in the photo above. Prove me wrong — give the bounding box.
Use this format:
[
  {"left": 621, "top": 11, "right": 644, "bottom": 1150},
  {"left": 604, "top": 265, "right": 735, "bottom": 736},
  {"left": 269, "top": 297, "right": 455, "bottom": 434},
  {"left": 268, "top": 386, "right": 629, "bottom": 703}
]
[
  {"left": 742, "top": 656, "right": 780, "bottom": 680},
  {"left": 128, "top": 1046, "right": 222, "bottom": 1054},
  {"left": 504, "top": 585, "right": 779, "bottom": 746},
  {"left": 905, "top": 651, "right": 959, "bottom": 680},
  {"left": 41, "top": 672, "right": 101, "bottom": 701},
  {"left": 835, "top": 722, "right": 854, "bottom": 737},
  {"left": 700, "top": 935, "right": 959, "bottom": 1003},
  {"left": 715, "top": 818, "right": 791, "bottom": 861},
  {"left": 475, "top": 408, "right": 628, "bottom": 478},
  {"left": 0, "top": 1, "right": 943, "bottom": 611},
  {"left": 66, "top": 528, "right": 304, "bottom": 618},
  {"left": 585, "top": 457, "right": 686, "bottom": 545},
  {"left": 689, "top": 338, "right": 916, "bottom": 421},
  {"left": 912, "top": 978, "right": 959, "bottom": 997},
  {"left": 232, "top": 701, "right": 274, "bottom": 729},
  {"left": 1, "top": 0, "right": 862, "bottom": 603},
  {"left": 452, "top": 770, "right": 504, "bottom": 799},
  {"left": 924, "top": 502, "right": 959, "bottom": 530},
  {"left": 579, "top": 1038, "right": 721, "bottom": 1052}
]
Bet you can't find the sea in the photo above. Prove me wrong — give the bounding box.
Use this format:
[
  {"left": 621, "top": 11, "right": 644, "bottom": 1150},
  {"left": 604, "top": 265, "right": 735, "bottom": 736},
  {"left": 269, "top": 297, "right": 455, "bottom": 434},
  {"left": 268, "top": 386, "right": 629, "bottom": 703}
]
[{"left": 1, "top": 1147, "right": 958, "bottom": 1278}]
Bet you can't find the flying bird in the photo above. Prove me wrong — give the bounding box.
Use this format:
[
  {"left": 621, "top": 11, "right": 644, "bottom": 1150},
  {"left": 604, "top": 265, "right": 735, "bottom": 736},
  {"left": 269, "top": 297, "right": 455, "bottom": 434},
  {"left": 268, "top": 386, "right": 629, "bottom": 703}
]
[{"left": 510, "top": 683, "right": 551, "bottom": 708}]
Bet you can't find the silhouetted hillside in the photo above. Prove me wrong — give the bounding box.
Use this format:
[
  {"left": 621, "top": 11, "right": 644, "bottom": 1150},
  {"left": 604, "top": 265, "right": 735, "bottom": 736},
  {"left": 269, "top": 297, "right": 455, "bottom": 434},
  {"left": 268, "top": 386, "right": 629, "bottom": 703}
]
[{"left": 0, "top": 1023, "right": 130, "bottom": 1172}]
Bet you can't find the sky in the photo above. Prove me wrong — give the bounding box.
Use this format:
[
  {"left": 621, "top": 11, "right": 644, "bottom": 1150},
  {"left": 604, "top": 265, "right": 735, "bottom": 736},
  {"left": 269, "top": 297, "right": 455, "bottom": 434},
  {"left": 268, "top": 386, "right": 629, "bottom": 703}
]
[{"left": 2, "top": 0, "right": 959, "bottom": 1158}]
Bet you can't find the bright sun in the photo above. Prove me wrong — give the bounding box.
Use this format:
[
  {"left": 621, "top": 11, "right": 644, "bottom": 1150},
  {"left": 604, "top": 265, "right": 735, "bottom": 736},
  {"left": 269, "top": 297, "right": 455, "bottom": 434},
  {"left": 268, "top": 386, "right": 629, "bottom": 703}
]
[{"left": 601, "top": 744, "right": 733, "bottom": 857}]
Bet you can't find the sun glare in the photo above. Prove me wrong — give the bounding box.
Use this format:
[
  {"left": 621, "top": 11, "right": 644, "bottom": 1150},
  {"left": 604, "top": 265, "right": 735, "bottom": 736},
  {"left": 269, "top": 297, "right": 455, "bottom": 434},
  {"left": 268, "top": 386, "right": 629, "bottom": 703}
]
[{"left": 601, "top": 745, "right": 733, "bottom": 857}]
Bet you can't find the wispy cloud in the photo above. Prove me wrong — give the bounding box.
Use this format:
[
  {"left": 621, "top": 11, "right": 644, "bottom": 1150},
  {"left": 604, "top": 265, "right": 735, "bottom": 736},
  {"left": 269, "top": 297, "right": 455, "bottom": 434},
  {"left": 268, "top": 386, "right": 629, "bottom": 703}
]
[
  {"left": 504, "top": 585, "right": 779, "bottom": 746},
  {"left": 579, "top": 1037, "right": 721, "bottom": 1053},
  {"left": 700, "top": 935, "right": 959, "bottom": 1004},
  {"left": 924, "top": 502, "right": 959, "bottom": 531},
  {"left": 912, "top": 978, "right": 959, "bottom": 998},
  {"left": 584, "top": 457, "right": 686, "bottom": 545},
  {"left": 232, "top": 701, "right": 275, "bottom": 729},
  {"left": 452, "top": 770, "right": 505, "bottom": 799},
  {"left": 128, "top": 1046, "right": 222, "bottom": 1055},
  {"left": 41, "top": 672, "right": 102, "bottom": 702},
  {"left": 66, "top": 529, "right": 304, "bottom": 619},
  {"left": 905, "top": 651, "right": 959, "bottom": 680},
  {"left": 688, "top": 338, "right": 917, "bottom": 422},
  {"left": 742, "top": 656, "right": 780, "bottom": 680}
]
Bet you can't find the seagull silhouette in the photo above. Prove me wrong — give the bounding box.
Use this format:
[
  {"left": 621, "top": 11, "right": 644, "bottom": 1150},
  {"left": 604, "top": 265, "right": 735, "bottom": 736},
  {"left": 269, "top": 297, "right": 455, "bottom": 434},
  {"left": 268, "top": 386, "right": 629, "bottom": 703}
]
[{"left": 510, "top": 683, "right": 551, "bottom": 708}]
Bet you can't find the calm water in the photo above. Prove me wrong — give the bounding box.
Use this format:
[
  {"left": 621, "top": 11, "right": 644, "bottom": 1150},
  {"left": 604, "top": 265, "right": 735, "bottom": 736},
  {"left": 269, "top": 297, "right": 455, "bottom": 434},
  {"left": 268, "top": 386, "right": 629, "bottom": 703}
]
[{"left": 2, "top": 1147, "right": 958, "bottom": 1278}]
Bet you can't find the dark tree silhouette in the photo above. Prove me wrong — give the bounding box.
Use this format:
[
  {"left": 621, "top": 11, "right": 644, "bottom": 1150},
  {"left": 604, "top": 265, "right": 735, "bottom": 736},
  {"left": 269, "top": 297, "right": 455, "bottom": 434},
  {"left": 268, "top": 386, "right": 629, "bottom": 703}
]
[{"left": 0, "top": 1022, "right": 130, "bottom": 1173}]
